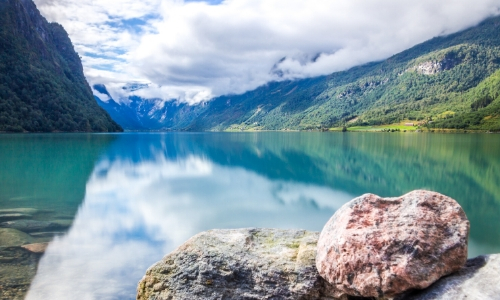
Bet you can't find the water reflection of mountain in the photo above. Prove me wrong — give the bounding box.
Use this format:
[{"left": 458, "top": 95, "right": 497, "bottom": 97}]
[
  {"left": 0, "top": 134, "right": 116, "bottom": 299},
  {"left": 105, "top": 132, "right": 500, "bottom": 249},
  {"left": 27, "top": 133, "right": 352, "bottom": 300},
  {"left": 0, "top": 134, "right": 116, "bottom": 216},
  {"left": 24, "top": 132, "right": 500, "bottom": 300}
]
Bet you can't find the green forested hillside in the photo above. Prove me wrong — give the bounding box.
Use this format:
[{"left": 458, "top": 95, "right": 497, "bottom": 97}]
[
  {"left": 0, "top": 0, "right": 122, "bottom": 132},
  {"left": 181, "top": 16, "right": 500, "bottom": 131},
  {"left": 430, "top": 69, "right": 500, "bottom": 130}
]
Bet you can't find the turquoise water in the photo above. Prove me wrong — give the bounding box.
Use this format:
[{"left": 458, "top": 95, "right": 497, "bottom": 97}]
[{"left": 0, "top": 132, "right": 499, "bottom": 299}]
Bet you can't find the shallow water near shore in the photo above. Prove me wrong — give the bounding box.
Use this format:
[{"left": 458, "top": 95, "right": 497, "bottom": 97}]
[{"left": 1, "top": 132, "right": 499, "bottom": 299}]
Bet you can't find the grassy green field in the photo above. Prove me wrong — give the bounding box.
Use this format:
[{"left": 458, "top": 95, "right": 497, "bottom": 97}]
[
  {"left": 330, "top": 121, "right": 420, "bottom": 132},
  {"left": 330, "top": 124, "right": 492, "bottom": 133}
]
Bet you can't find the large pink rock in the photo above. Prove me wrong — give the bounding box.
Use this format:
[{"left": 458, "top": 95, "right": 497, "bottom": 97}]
[{"left": 316, "top": 190, "right": 469, "bottom": 298}]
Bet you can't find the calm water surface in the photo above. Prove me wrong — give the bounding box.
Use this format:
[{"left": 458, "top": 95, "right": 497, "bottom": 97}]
[{"left": 0, "top": 132, "right": 499, "bottom": 299}]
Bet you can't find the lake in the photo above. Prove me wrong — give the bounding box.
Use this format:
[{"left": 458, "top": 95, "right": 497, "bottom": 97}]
[{"left": 1, "top": 132, "right": 499, "bottom": 299}]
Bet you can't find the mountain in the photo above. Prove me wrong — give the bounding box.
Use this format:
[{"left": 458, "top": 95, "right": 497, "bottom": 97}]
[
  {"left": 93, "top": 84, "right": 205, "bottom": 131},
  {"left": 95, "top": 16, "right": 500, "bottom": 132},
  {"left": 0, "top": 0, "right": 122, "bottom": 132}
]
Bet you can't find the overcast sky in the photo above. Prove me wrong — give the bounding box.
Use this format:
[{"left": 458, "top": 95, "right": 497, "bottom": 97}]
[{"left": 34, "top": 0, "right": 500, "bottom": 104}]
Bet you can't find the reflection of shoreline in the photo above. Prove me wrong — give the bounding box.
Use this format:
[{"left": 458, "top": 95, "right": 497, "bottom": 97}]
[
  {"left": 11, "top": 132, "right": 500, "bottom": 299},
  {"left": 79, "top": 132, "right": 500, "bottom": 251},
  {"left": 26, "top": 153, "right": 353, "bottom": 299},
  {"left": 165, "top": 132, "right": 500, "bottom": 247}
]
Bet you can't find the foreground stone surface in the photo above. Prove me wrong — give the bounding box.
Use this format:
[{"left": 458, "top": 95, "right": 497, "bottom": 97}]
[
  {"left": 137, "top": 228, "right": 337, "bottom": 300},
  {"left": 396, "top": 254, "right": 500, "bottom": 300},
  {"left": 316, "top": 190, "right": 469, "bottom": 298}
]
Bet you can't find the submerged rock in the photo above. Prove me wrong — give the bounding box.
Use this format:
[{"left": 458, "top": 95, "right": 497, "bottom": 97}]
[
  {"left": 0, "top": 208, "right": 39, "bottom": 215},
  {"left": 0, "top": 246, "right": 43, "bottom": 300},
  {"left": 0, "top": 214, "right": 32, "bottom": 222},
  {"left": 0, "top": 228, "right": 35, "bottom": 247},
  {"left": 137, "top": 228, "right": 337, "bottom": 300},
  {"left": 52, "top": 219, "right": 73, "bottom": 228},
  {"left": 1, "top": 219, "right": 69, "bottom": 233},
  {"left": 397, "top": 254, "right": 500, "bottom": 300},
  {"left": 21, "top": 243, "right": 49, "bottom": 254},
  {"left": 316, "top": 190, "right": 469, "bottom": 298},
  {"left": 29, "top": 231, "right": 65, "bottom": 238}
]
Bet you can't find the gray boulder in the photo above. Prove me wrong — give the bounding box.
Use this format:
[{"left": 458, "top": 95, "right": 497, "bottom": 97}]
[
  {"left": 397, "top": 254, "right": 500, "bottom": 300},
  {"left": 137, "top": 227, "right": 500, "bottom": 300},
  {"left": 137, "top": 228, "right": 338, "bottom": 300}
]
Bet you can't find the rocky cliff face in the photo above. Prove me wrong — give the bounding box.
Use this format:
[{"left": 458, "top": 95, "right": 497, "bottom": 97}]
[{"left": 0, "top": 0, "right": 122, "bottom": 132}]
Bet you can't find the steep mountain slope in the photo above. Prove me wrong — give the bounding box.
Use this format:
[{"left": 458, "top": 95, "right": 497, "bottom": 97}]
[
  {"left": 431, "top": 69, "right": 500, "bottom": 130},
  {"left": 95, "top": 15, "right": 500, "bottom": 132},
  {"left": 184, "top": 16, "right": 500, "bottom": 131},
  {"left": 0, "top": 0, "right": 122, "bottom": 132}
]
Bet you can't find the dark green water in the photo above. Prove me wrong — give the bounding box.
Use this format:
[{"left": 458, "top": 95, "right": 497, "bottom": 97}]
[{"left": 0, "top": 132, "right": 499, "bottom": 299}]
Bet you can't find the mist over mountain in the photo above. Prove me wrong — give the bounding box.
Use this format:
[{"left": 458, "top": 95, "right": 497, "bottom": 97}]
[
  {"left": 95, "top": 16, "right": 500, "bottom": 132},
  {"left": 93, "top": 83, "right": 206, "bottom": 131},
  {"left": 34, "top": 0, "right": 500, "bottom": 105}
]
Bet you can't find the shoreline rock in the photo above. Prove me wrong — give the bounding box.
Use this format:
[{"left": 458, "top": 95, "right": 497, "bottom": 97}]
[
  {"left": 137, "top": 228, "right": 337, "bottom": 300},
  {"left": 316, "top": 190, "right": 469, "bottom": 298},
  {"left": 137, "top": 191, "right": 498, "bottom": 300},
  {"left": 396, "top": 254, "right": 500, "bottom": 300},
  {"left": 137, "top": 227, "right": 498, "bottom": 300}
]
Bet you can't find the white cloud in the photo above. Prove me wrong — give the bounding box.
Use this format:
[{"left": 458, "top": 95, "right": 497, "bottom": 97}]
[
  {"left": 34, "top": 0, "right": 500, "bottom": 104},
  {"left": 92, "top": 89, "right": 110, "bottom": 102}
]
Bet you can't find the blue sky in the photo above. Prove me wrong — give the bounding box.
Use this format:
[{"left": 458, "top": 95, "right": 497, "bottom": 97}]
[{"left": 34, "top": 0, "right": 500, "bottom": 104}]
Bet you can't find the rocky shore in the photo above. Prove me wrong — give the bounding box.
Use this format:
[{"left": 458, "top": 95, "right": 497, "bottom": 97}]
[
  {"left": 0, "top": 208, "right": 69, "bottom": 300},
  {"left": 137, "top": 190, "right": 500, "bottom": 300}
]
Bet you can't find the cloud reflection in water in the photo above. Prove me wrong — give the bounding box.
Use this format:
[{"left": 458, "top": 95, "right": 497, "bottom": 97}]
[{"left": 26, "top": 154, "right": 353, "bottom": 300}]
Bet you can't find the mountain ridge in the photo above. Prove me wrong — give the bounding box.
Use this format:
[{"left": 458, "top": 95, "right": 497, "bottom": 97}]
[
  {"left": 0, "top": 0, "right": 122, "bottom": 132},
  {"left": 95, "top": 15, "right": 500, "bottom": 132}
]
